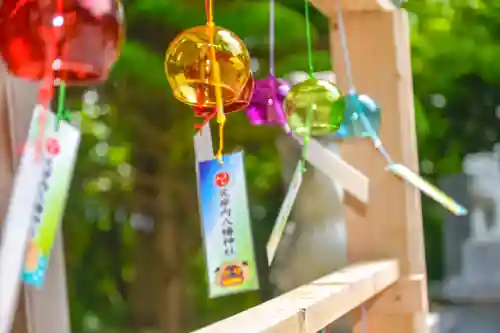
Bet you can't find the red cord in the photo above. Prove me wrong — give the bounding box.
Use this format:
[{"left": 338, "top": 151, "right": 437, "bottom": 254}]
[
  {"left": 205, "top": 0, "right": 209, "bottom": 21},
  {"left": 194, "top": 109, "right": 216, "bottom": 134}
]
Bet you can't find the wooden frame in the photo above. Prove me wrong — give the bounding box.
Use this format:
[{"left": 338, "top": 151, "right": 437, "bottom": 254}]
[
  {"left": 311, "top": 0, "right": 397, "bottom": 17},
  {"left": 331, "top": 8, "right": 429, "bottom": 333}
]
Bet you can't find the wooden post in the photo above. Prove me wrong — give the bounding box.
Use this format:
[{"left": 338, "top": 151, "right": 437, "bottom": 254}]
[
  {"left": 1, "top": 64, "right": 71, "bottom": 333},
  {"left": 0, "top": 62, "right": 32, "bottom": 333},
  {"left": 328, "top": 7, "right": 430, "bottom": 333},
  {"left": 305, "top": 0, "right": 429, "bottom": 331}
]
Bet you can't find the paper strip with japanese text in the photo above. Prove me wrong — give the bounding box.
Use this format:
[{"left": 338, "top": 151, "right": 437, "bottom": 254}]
[{"left": 197, "top": 152, "right": 259, "bottom": 298}]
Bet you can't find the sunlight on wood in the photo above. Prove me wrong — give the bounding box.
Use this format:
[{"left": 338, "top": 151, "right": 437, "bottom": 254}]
[
  {"left": 191, "top": 260, "right": 399, "bottom": 333},
  {"left": 309, "top": 0, "right": 396, "bottom": 19}
]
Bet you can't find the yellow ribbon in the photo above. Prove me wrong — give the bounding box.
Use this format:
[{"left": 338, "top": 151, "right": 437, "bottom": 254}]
[{"left": 206, "top": 0, "right": 225, "bottom": 164}]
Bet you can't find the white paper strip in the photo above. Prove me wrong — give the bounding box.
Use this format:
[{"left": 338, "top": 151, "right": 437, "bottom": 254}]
[
  {"left": 0, "top": 107, "right": 79, "bottom": 333},
  {"left": 266, "top": 161, "right": 303, "bottom": 265},
  {"left": 194, "top": 124, "right": 214, "bottom": 162},
  {"left": 387, "top": 163, "right": 467, "bottom": 216},
  {"left": 290, "top": 134, "right": 369, "bottom": 204},
  {"left": 0, "top": 110, "right": 45, "bottom": 333}
]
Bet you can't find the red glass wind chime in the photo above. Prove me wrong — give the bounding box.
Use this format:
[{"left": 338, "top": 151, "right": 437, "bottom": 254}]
[{"left": 0, "top": 0, "right": 124, "bottom": 158}]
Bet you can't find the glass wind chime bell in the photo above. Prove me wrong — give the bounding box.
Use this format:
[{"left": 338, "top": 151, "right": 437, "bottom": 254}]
[
  {"left": 193, "top": 74, "right": 255, "bottom": 120},
  {"left": 0, "top": 0, "right": 124, "bottom": 84},
  {"left": 164, "top": 18, "right": 253, "bottom": 160},
  {"left": 284, "top": 78, "right": 345, "bottom": 137},
  {"left": 246, "top": 0, "right": 289, "bottom": 128},
  {"left": 165, "top": 25, "right": 252, "bottom": 111},
  {"left": 335, "top": 93, "right": 381, "bottom": 138},
  {"left": 247, "top": 75, "right": 290, "bottom": 126}
]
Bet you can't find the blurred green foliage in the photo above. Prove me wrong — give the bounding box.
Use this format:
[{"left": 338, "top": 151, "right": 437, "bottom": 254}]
[{"left": 60, "top": 0, "right": 500, "bottom": 332}]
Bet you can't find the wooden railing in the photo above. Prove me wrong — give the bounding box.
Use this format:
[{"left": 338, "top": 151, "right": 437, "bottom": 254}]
[{"left": 192, "top": 261, "right": 400, "bottom": 333}]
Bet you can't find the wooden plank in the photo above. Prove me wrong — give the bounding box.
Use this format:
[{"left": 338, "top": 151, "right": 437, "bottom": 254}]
[
  {"left": 191, "top": 260, "right": 399, "bottom": 333},
  {"left": 370, "top": 274, "right": 428, "bottom": 313},
  {"left": 330, "top": 9, "right": 429, "bottom": 333},
  {"left": 309, "top": 0, "right": 396, "bottom": 19},
  {"left": 0, "top": 62, "right": 30, "bottom": 333},
  {"left": 292, "top": 135, "right": 370, "bottom": 204}
]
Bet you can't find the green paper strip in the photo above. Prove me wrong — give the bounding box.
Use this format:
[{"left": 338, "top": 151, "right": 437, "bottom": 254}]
[{"left": 23, "top": 107, "right": 81, "bottom": 287}]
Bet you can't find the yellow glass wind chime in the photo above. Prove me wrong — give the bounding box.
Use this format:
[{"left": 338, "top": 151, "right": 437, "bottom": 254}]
[
  {"left": 164, "top": 0, "right": 259, "bottom": 299},
  {"left": 164, "top": 0, "right": 253, "bottom": 162}
]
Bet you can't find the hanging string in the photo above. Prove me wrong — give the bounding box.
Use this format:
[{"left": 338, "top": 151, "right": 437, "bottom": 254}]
[
  {"left": 335, "top": 0, "right": 394, "bottom": 166},
  {"left": 300, "top": 0, "right": 315, "bottom": 172},
  {"left": 205, "top": 0, "right": 213, "bottom": 24},
  {"left": 55, "top": 83, "right": 70, "bottom": 131},
  {"left": 54, "top": 0, "right": 66, "bottom": 130},
  {"left": 193, "top": 84, "right": 212, "bottom": 134},
  {"left": 304, "top": 0, "right": 314, "bottom": 79},
  {"left": 205, "top": 0, "right": 226, "bottom": 163},
  {"left": 53, "top": 0, "right": 72, "bottom": 134},
  {"left": 194, "top": 110, "right": 217, "bottom": 133},
  {"left": 34, "top": 45, "right": 56, "bottom": 161},
  {"left": 269, "top": 0, "right": 275, "bottom": 76},
  {"left": 268, "top": 0, "right": 292, "bottom": 135},
  {"left": 35, "top": 0, "right": 67, "bottom": 158}
]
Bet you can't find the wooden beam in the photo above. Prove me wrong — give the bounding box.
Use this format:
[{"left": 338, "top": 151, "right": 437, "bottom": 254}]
[
  {"left": 309, "top": 0, "right": 396, "bottom": 19},
  {"left": 190, "top": 260, "right": 399, "bottom": 333},
  {"left": 370, "top": 274, "right": 428, "bottom": 313},
  {"left": 330, "top": 9, "right": 429, "bottom": 333}
]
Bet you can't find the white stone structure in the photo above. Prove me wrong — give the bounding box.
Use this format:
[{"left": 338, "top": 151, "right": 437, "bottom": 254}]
[
  {"left": 463, "top": 144, "right": 500, "bottom": 240},
  {"left": 444, "top": 144, "right": 500, "bottom": 301}
]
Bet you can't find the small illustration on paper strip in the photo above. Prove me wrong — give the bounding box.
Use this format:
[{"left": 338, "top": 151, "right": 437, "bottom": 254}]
[{"left": 214, "top": 260, "right": 250, "bottom": 287}]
